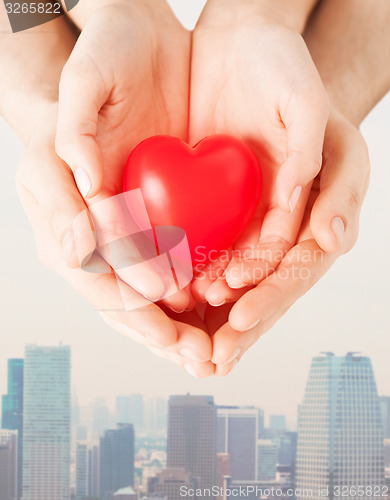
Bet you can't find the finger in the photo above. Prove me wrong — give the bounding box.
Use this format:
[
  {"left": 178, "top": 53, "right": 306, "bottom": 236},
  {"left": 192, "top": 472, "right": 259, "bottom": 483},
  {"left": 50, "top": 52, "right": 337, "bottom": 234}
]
[
  {"left": 229, "top": 239, "right": 336, "bottom": 332},
  {"left": 17, "top": 149, "right": 95, "bottom": 269},
  {"left": 191, "top": 255, "right": 230, "bottom": 302},
  {"left": 310, "top": 122, "right": 370, "bottom": 253},
  {"left": 18, "top": 187, "right": 179, "bottom": 347},
  {"left": 205, "top": 278, "right": 250, "bottom": 307},
  {"left": 277, "top": 88, "right": 329, "bottom": 213},
  {"left": 224, "top": 186, "right": 310, "bottom": 290},
  {"left": 56, "top": 55, "right": 108, "bottom": 198}
]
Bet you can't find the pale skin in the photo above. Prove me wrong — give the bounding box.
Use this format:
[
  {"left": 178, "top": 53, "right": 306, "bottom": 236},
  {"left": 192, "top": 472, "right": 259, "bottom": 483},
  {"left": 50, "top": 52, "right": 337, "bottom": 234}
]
[{"left": 1, "top": 0, "right": 388, "bottom": 376}]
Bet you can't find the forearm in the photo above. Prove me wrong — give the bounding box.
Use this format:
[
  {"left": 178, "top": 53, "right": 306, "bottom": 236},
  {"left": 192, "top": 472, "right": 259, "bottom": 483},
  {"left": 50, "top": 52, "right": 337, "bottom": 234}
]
[
  {"left": 62, "top": 0, "right": 174, "bottom": 30},
  {"left": 0, "top": 10, "right": 76, "bottom": 143},
  {"left": 304, "top": 0, "right": 390, "bottom": 126},
  {"left": 198, "top": 0, "right": 320, "bottom": 33}
]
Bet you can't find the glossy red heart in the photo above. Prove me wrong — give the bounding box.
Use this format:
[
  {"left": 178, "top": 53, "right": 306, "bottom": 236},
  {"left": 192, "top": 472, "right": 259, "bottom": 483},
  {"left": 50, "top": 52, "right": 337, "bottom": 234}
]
[{"left": 123, "top": 135, "right": 262, "bottom": 265}]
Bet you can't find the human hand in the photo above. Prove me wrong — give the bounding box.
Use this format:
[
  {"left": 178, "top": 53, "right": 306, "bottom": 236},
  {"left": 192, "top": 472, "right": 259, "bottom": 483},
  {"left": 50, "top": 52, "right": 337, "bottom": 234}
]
[
  {"left": 190, "top": 0, "right": 329, "bottom": 304},
  {"left": 205, "top": 110, "right": 369, "bottom": 373},
  {"left": 16, "top": 107, "right": 215, "bottom": 378},
  {"left": 55, "top": 0, "right": 193, "bottom": 310}
]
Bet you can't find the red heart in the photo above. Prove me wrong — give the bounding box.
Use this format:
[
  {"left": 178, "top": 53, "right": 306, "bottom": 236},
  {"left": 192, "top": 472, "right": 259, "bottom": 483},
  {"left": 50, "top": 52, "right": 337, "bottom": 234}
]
[{"left": 123, "top": 135, "right": 262, "bottom": 265}]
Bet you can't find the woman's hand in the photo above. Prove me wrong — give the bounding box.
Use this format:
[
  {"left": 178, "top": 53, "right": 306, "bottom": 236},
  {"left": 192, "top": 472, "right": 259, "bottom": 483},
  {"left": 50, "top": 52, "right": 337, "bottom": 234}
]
[
  {"left": 206, "top": 110, "right": 370, "bottom": 372},
  {"left": 190, "top": 0, "right": 329, "bottom": 305}
]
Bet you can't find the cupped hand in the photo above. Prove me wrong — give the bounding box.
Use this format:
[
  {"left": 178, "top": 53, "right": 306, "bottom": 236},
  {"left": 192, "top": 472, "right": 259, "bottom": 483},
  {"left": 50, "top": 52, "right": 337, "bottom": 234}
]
[
  {"left": 206, "top": 110, "right": 370, "bottom": 373},
  {"left": 190, "top": 0, "right": 329, "bottom": 304},
  {"left": 55, "top": 0, "right": 193, "bottom": 310},
  {"left": 16, "top": 106, "right": 215, "bottom": 378}
]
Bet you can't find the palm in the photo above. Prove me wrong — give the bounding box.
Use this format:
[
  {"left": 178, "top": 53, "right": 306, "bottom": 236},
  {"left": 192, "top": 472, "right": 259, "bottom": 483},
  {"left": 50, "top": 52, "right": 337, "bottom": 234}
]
[
  {"left": 77, "top": 5, "right": 191, "bottom": 197},
  {"left": 189, "top": 20, "right": 312, "bottom": 301}
]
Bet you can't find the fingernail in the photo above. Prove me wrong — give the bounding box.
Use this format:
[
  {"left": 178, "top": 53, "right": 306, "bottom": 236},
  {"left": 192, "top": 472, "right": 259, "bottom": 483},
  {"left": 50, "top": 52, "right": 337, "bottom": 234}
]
[
  {"left": 184, "top": 364, "right": 199, "bottom": 378},
  {"left": 75, "top": 168, "right": 92, "bottom": 198},
  {"left": 331, "top": 216, "right": 345, "bottom": 249},
  {"left": 209, "top": 299, "right": 226, "bottom": 307},
  {"left": 224, "top": 347, "right": 242, "bottom": 365},
  {"left": 243, "top": 319, "right": 260, "bottom": 331},
  {"left": 170, "top": 306, "right": 186, "bottom": 313},
  {"left": 288, "top": 185, "right": 302, "bottom": 214},
  {"left": 180, "top": 348, "right": 201, "bottom": 362},
  {"left": 62, "top": 231, "right": 75, "bottom": 262}
]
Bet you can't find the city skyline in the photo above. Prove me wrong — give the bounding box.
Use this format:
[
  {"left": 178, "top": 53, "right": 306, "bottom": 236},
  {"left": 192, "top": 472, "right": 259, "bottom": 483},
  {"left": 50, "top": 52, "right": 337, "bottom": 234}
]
[{"left": 1, "top": 347, "right": 389, "bottom": 499}]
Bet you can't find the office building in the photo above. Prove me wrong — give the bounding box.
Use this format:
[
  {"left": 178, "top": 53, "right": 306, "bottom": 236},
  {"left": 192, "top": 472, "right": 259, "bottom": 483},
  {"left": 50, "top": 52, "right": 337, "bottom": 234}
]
[
  {"left": 0, "top": 430, "right": 18, "bottom": 500},
  {"left": 269, "top": 415, "right": 286, "bottom": 431},
  {"left": 22, "top": 345, "right": 71, "bottom": 500},
  {"left": 1, "top": 358, "right": 23, "bottom": 499},
  {"left": 296, "top": 352, "right": 384, "bottom": 498},
  {"left": 145, "top": 397, "right": 167, "bottom": 432},
  {"left": 149, "top": 469, "right": 196, "bottom": 500},
  {"left": 100, "top": 423, "right": 135, "bottom": 500},
  {"left": 167, "top": 394, "right": 216, "bottom": 490},
  {"left": 380, "top": 396, "right": 390, "bottom": 439},
  {"left": 116, "top": 395, "right": 144, "bottom": 428},
  {"left": 257, "top": 439, "right": 277, "bottom": 481},
  {"left": 217, "top": 406, "right": 258, "bottom": 481}
]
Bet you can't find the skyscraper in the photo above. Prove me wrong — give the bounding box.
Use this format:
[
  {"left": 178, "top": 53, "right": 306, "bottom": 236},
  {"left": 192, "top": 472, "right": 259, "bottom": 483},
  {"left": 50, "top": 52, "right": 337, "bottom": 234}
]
[
  {"left": 99, "top": 423, "right": 135, "bottom": 500},
  {"left": 22, "top": 345, "right": 71, "bottom": 500},
  {"left": 269, "top": 415, "right": 287, "bottom": 431},
  {"left": 380, "top": 396, "right": 390, "bottom": 439},
  {"left": 116, "top": 394, "right": 144, "bottom": 428},
  {"left": 1, "top": 358, "right": 23, "bottom": 499},
  {"left": 257, "top": 439, "right": 277, "bottom": 480},
  {"left": 76, "top": 443, "right": 88, "bottom": 500},
  {"left": 145, "top": 397, "right": 167, "bottom": 432},
  {"left": 167, "top": 395, "right": 216, "bottom": 490},
  {"left": 296, "top": 352, "right": 384, "bottom": 497},
  {"left": 0, "top": 430, "right": 18, "bottom": 500},
  {"left": 217, "top": 406, "right": 258, "bottom": 481}
]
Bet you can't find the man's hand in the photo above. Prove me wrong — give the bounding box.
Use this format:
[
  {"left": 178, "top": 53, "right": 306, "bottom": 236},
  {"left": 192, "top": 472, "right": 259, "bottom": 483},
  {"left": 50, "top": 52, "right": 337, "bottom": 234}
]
[
  {"left": 55, "top": 0, "right": 193, "bottom": 310},
  {"left": 16, "top": 107, "right": 215, "bottom": 377}
]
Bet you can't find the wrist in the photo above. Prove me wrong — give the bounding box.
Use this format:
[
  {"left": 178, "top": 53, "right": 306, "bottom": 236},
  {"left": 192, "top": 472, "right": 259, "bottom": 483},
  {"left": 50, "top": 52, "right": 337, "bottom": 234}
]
[{"left": 197, "top": 0, "right": 318, "bottom": 33}]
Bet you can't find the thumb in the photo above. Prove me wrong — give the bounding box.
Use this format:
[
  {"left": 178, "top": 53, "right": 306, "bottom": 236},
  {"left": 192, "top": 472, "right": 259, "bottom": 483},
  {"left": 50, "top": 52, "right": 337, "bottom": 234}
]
[
  {"left": 55, "top": 58, "right": 108, "bottom": 198},
  {"left": 276, "top": 90, "right": 329, "bottom": 213}
]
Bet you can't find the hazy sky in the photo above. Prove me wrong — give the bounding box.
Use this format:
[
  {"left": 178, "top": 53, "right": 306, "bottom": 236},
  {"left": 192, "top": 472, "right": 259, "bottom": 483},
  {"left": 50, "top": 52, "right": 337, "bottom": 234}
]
[{"left": 0, "top": 1, "right": 389, "bottom": 428}]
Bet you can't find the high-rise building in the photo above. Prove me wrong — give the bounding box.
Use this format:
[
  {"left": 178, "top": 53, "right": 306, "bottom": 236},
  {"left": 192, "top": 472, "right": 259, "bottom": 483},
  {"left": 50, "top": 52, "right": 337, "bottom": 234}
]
[
  {"left": 76, "top": 441, "right": 100, "bottom": 500},
  {"left": 116, "top": 395, "right": 144, "bottom": 428},
  {"left": 22, "top": 345, "right": 71, "bottom": 500},
  {"left": 76, "top": 443, "right": 88, "bottom": 500},
  {"left": 99, "top": 423, "right": 135, "bottom": 500},
  {"left": 257, "top": 408, "right": 265, "bottom": 438},
  {"left": 296, "top": 352, "right": 384, "bottom": 498},
  {"left": 1, "top": 358, "right": 23, "bottom": 499},
  {"left": 91, "top": 399, "right": 110, "bottom": 438},
  {"left": 145, "top": 397, "right": 167, "bottom": 432},
  {"left": 0, "top": 430, "right": 18, "bottom": 500},
  {"left": 380, "top": 396, "right": 390, "bottom": 439},
  {"left": 167, "top": 395, "right": 216, "bottom": 490},
  {"left": 88, "top": 444, "right": 100, "bottom": 498},
  {"left": 269, "top": 415, "right": 286, "bottom": 431},
  {"left": 149, "top": 469, "right": 196, "bottom": 500},
  {"left": 257, "top": 439, "right": 277, "bottom": 480},
  {"left": 217, "top": 406, "right": 258, "bottom": 481}
]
